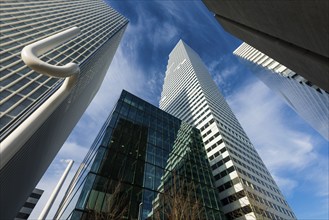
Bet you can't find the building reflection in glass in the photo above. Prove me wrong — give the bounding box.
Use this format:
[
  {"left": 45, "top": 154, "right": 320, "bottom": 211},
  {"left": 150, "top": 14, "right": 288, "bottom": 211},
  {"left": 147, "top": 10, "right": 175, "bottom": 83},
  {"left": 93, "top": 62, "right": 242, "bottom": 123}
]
[{"left": 56, "top": 90, "right": 225, "bottom": 220}]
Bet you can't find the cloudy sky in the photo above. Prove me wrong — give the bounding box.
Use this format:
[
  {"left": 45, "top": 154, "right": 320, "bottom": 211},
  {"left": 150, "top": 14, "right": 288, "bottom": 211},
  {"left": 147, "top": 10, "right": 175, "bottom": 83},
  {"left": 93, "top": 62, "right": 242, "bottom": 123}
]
[{"left": 29, "top": 1, "right": 328, "bottom": 219}]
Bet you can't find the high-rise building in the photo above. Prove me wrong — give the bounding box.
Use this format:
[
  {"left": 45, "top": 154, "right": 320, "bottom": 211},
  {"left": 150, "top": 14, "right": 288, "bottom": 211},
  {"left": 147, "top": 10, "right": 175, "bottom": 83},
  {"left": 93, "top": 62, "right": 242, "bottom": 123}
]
[
  {"left": 234, "top": 42, "right": 329, "bottom": 140},
  {"left": 0, "top": 1, "right": 128, "bottom": 219},
  {"left": 15, "top": 188, "right": 44, "bottom": 220},
  {"left": 202, "top": 0, "right": 329, "bottom": 92},
  {"left": 160, "top": 40, "right": 296, "bottom": 219},
  {"left": 55, "top": 90, "right": 225, "bottom": 220}
]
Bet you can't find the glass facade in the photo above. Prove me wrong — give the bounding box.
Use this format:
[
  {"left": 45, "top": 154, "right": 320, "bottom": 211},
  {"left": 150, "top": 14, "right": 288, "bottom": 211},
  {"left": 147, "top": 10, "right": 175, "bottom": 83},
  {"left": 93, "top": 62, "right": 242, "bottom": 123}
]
[{"left": 57, "top": 90, "right": 224, "bottom": 220}]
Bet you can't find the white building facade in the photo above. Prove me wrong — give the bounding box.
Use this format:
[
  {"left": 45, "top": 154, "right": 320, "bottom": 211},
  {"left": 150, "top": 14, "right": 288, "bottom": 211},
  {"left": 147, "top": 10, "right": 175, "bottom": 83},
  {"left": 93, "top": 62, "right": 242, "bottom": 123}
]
[
  {"left": 234, "top": 43, "right": 329, "bottom": 140},
  {"left": 0, "top": 1, "right": 128, "bottom": 219},
  {"left": 160, "top": 40, "right": 296, "bottom": 220}
]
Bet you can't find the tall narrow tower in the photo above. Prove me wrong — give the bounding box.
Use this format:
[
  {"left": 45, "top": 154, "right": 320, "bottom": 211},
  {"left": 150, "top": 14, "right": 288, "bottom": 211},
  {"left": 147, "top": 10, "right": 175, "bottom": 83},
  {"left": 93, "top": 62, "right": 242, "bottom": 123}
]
[
  {"left": 54, "top": 90, "right": 225, "bottom": 220},
  {"left": 234, "top": 42, "right": 329, "bottom": 140},
  {"left": 0, "top": 1, "right": 128, "bottom": 219},
  {"left": 160, "top": 40, "right": 296, "bottom": 219}
]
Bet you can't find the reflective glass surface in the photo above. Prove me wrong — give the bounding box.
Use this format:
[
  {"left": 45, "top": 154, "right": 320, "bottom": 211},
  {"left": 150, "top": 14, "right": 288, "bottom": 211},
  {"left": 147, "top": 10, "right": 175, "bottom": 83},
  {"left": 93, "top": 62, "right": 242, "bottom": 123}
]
[{"left": 59, "top": 90, "right": 224, "bottom": 220}]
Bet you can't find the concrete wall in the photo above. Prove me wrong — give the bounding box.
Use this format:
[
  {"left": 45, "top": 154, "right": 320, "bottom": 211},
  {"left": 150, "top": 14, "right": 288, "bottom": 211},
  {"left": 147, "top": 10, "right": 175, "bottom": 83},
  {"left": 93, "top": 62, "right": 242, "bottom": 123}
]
[{"left": 203, "top": 0, "right": 329, "bottom": 91}]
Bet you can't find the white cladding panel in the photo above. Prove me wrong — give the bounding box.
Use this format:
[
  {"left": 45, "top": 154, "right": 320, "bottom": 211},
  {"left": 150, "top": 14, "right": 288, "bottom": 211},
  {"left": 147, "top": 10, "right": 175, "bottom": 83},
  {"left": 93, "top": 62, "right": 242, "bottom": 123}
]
[{"left": 160, "top": 40, "right": 296, "bottom": 220}]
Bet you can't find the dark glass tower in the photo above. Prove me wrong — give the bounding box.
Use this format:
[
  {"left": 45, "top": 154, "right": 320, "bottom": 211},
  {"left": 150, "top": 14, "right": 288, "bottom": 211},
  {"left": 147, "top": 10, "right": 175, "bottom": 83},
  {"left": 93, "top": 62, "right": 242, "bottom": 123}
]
[{"left": 56, "top": 90, "right": 225, "bottom": 220}]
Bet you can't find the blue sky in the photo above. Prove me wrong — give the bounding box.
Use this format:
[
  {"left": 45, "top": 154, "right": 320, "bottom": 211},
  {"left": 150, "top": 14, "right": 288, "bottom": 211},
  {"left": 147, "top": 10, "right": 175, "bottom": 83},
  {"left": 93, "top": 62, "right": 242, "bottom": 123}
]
[{"left": 29, "top": 1, "right": 328, "bottom": 219}]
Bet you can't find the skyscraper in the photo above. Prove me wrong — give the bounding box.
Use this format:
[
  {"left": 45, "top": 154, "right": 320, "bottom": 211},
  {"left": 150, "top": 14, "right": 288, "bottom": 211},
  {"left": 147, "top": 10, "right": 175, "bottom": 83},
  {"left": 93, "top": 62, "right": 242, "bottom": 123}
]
[
  {"left": 202, "top": 0, "right": 329, "bottom": 92},
  {"left": 234, "top": 42, "right": 329, "bottom": 140},
  {"left": 55, "top": 90, "right": 225, "bottom": 220},
  {"left": 0, "top": 1, "right": 128, "bottom": 219},
  {"left": 160, "top": 40, "right": 296, "bottom": 219}
]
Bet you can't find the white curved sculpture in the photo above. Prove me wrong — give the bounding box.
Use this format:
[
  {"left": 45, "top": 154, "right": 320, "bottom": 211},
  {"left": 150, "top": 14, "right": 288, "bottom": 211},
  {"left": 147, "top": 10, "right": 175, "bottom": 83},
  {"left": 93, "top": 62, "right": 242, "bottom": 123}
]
[
  {"left": 0, "top": 27, "right": 81, "bottom": 170},
  {"left": 21, "top": 27, "right": 80, "bottom": 77}
]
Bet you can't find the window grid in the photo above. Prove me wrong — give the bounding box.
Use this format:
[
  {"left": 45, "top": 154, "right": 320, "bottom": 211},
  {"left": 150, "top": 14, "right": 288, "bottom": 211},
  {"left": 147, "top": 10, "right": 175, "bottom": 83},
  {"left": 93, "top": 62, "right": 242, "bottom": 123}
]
[{"left": 0, "top": 0, "right": 128, "bottom": 135}]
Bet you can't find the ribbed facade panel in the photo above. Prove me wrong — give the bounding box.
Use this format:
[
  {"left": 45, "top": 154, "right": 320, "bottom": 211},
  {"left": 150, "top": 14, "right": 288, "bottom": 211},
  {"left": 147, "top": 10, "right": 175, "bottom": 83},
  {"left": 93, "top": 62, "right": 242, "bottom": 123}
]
[
  {"left": 160, "top": 40, "right": 296, "bottom": 220},
  {"left": 0, "top": 0, "right": 127, "bottom": 140},
  {"left": 15, "top": 188, "right": 43, "bottom": 220},
  {"left": 234, "top": 43, "right": 329, "bottom": 140},
  {"left": 0, "top": 1, "right": 128, "bottom": 219}
]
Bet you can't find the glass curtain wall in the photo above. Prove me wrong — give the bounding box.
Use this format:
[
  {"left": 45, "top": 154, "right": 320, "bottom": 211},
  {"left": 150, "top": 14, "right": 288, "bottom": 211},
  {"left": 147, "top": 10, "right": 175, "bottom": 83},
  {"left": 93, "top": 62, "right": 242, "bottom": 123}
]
[{"left": 58, "top": 90, "right": 225, "bottom": 220}]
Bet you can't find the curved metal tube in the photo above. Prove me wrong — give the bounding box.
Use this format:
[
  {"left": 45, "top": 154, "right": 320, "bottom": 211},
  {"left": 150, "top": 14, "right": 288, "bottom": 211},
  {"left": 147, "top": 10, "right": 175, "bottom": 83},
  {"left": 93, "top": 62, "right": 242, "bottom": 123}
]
[
  {"left": 0, "top": 27, "right": 81, "bottom": 170},
  {"left": 21, "top": 27, "right": 81, "bottom": 77}
]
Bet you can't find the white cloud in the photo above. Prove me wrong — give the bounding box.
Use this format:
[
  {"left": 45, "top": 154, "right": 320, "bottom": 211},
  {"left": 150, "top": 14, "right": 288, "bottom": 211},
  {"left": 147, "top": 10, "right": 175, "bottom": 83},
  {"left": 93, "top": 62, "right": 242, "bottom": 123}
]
[
  {"left": 84, "top": 45, "right": 147, "bottom": 121},
  {"left": 151, "top": 22, "right": 179, "bottom": 46},
  {"left": 213, "top": 64, "right": 238, "bottom": 87},
  {"left": 156, "top": 1, "right": 189, "bottom": 24},
  {"left": 228, "top": 80, "right": 313, "bottom": 170},
  {"left": 302, "top": 154, "right": 329, "bottom": 197},
  {"left": 226, "top": 78, "right": 328, "bottom": 199},
  {"left": 208, "top": 62, "right": 240, "bottom": 96},
  {"left": 121, "top": 5, "right": 179, "bottom": 55},
  {"left": 271, "top": 174, "right": 298, "bottom": 196},
  {"left": 57, "top": 142, "right": 89, "bottom": 163},
  {"left": 207, "top": 59, "right": 222, "bottom": 73}
]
